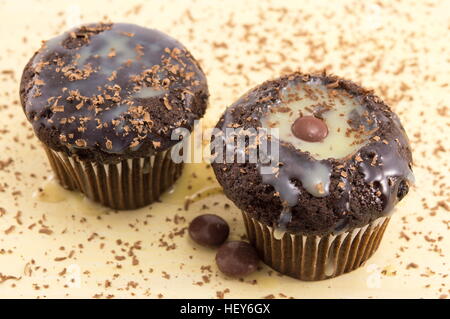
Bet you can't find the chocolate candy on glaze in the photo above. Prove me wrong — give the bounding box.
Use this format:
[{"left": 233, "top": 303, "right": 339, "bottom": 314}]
[
  {"left": 216, "top": 241, "right": 259, "bottom": 277},
  {"left": 189, "top": 214, "right": 230, "bottom": 247},
  {"left": 211, "top": 72, "right": 414, "bottom": 236},
  {"left": 291, "top": 115, "right": 328, "bottom": 142},
  {"left": 20, "top": 23, "right": 208, "bottom": 163}
]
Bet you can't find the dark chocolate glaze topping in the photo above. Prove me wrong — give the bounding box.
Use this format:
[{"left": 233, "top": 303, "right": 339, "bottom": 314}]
[
  {"left": 20, "top": 23, "right": 208, "bottom": 163},
  {"left": 211, "top": 72, "right": 414, "bottom": 236}
]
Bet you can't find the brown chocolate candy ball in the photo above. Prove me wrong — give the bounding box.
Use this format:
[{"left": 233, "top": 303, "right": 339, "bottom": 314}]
[
  {"left": 189, "top": 214, "right": 230, "bottom": 247},
  {"left": 216, "top": 241, "right": 259, "bottom": 277},
  {"left": 291, "top": 115, "right": 328, "bottom": 142}
]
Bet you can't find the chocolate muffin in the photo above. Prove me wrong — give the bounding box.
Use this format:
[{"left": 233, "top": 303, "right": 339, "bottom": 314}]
[
  {"left": 211, "top": 72, "right": 414, "bottom": 280},
  {"left": 20, "top": 23, "right": 208, "bottom": 209}
]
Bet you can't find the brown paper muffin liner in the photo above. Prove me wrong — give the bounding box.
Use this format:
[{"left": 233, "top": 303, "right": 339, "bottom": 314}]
[
  {"left": 242, "top": 212, "right": 390, "bottom": 281},
  {"left": 43, "top": 145, "right": 183, "bottom": 210}
]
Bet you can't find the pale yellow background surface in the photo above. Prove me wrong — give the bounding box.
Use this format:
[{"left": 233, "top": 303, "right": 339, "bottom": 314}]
[{"left": 0, "top": 0, "right": 448, "bottom": 298}]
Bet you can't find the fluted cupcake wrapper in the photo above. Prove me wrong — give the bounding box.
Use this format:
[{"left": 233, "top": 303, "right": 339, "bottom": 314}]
[
  {"left": 43, "top": 145, "right": 183, "bottom": 210},
  {"left": 242, "top": 212, "right": 390, "bottom": 281}
]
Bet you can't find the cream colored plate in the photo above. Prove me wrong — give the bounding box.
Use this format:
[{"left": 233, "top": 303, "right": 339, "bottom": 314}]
[{"left": 0, "top": 0, "right": 448, "bottom": 299}]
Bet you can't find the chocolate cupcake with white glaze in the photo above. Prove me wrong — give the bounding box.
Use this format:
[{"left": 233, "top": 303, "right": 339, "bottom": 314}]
[
  {"left": 20, "top": 23, "right": 208, "bottom": 209},
  {"left": 211, "top": 72, "right": 413, "bottom": 280}
]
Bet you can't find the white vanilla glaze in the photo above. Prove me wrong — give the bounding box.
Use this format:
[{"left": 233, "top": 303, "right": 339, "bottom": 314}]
[
  {"left": 33, "top": 176, "right": 110, "bottom": 215},
  {"left": 257, "top": 78, "right": 379, "bottom": 232},
  {"left": 133, "top": 87, "right": 166, "bottom": 99},
  {"left": 260, "top": 149, "right": 331, "bottom": 200},
  {"left": 261, "top": 79, "right": 375, "bottom": 160}
]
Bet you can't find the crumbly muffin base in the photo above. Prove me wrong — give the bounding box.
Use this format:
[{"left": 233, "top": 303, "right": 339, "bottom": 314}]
[
  {"left": 44, "top": 145, "right": 183, "bottom": 210},
  {"left": 242, "top": 212, "right": 390, "bottom": 281}
]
